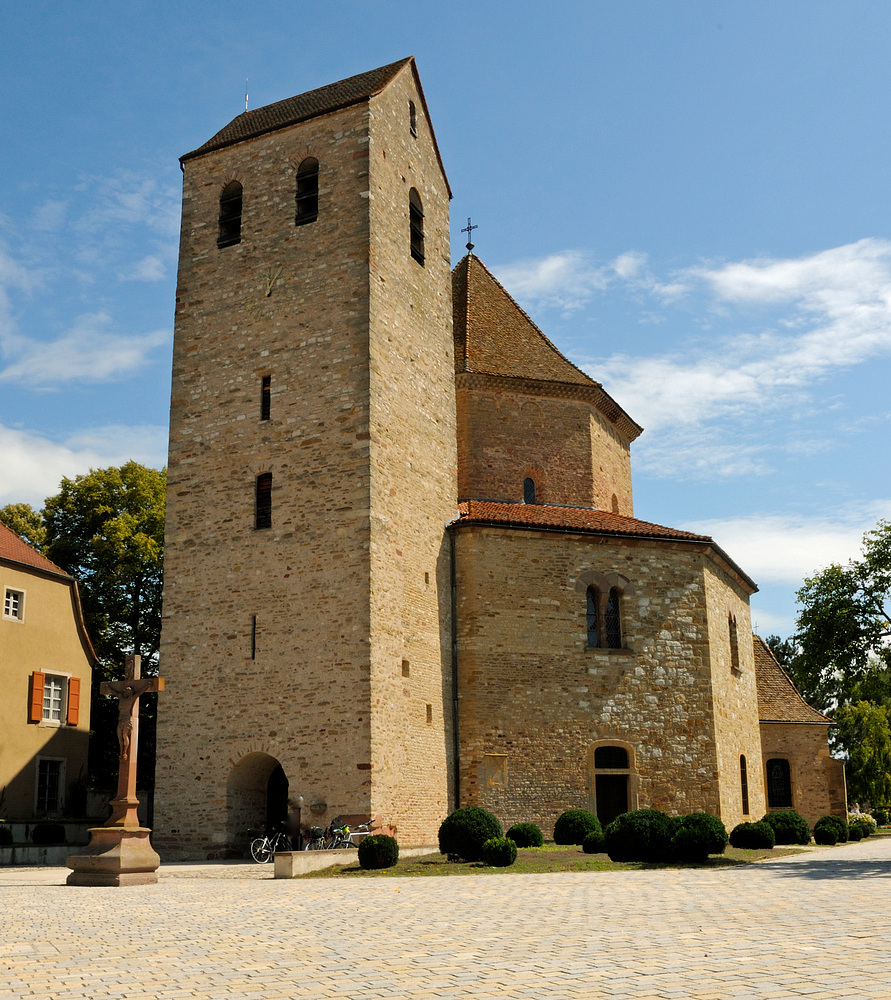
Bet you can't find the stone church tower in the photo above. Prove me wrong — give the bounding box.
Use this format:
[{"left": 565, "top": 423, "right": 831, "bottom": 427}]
[{"left": 154, "top": 59, "right": 457, "bottom": 855}]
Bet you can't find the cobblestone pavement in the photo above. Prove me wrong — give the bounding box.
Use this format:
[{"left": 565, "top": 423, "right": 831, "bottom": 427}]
[{"left": 2, "top": 837, "right": 891, "bottom": 999}]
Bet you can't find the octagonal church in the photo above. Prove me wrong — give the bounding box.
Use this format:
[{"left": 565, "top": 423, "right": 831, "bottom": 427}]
[{"left": 154, "top": 58, "right": 845, "bottom": 857}]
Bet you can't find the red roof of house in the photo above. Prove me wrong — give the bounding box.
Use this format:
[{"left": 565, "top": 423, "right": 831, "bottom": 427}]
[
  {"left": 0, "top": 522, "right": 69, "bottom": 577},
  {"left": 754, "top": 634, "right": 830, "bottom": 724}
]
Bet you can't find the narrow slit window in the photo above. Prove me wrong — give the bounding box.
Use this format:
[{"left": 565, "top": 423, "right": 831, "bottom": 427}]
[
  {"left": 260, "top": 376, "right": 271, "bottom": 421},
  {"left": 523, "top": 477, "right": 536, "bottom": 504},
  {"left": 218, "top": 180, "right": 242, "bottom": 248},
  {"left": 295, "top": 157, "right": 319, "bottom": 225},
  {"left": 729, "top": 613, "right": 740, "bottom": 673},
  {"left": 409, "top": 100, "right": 418, "bottom": 137},
  {"left": 740, "top": 755, "right": 749, "bottom": 815},
  {"left": 605, "top": 588, "right": 622, "bottom": 649},
  {"left": 255, "top": 473, "right": 272, "bottom": 530},
  {"left": 586, "top": 586, "right": 599, "bottom": 648},
  {"left": 251, "top": 615, "right": 257, "bottom": 659},
  {"left": 409, "top": 188, "right": 424, "bottom": 265}
]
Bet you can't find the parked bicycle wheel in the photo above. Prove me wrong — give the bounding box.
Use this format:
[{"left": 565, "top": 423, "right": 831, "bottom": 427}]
[
  {"left": 250, "top": 837, "right": 272, "bottom": 863},
  {"left": 272, "top": 832, "right": 291, "bottom": 853}
]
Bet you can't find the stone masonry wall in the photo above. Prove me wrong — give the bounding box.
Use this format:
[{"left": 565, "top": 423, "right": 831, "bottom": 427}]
[
  {"left": 761, "top": 722, "right": 847, "bottom": 826},
  {"left": 452, "top": 525, "right": 727, "bottom": 836},
  {"left": 456, "top": 386, "right": 633, "bottom": 511},
  {"left": 156, "top": 99, "right": 382, "bottom": 857}
]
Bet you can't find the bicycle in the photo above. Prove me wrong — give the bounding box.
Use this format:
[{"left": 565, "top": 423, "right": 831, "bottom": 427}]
[
  {"left": 302, "top": 825, "right": 327, "bottom": 851},
  {"left": 339, "top": 818, "right": 374, "bottom": 848},
  {"left": 249, "top": 826, "right": 291, "bottom": 863},
  {"left": 324, "top": 819, "right": 354, "bottom": 849}
]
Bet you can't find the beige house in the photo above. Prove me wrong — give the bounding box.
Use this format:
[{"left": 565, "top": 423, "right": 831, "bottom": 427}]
[
  {"left": 0, "top": 523, "right": 96, "bottom": 820},
  {"left": 154, "top": 59, "right": 842, "bottom": 856}
]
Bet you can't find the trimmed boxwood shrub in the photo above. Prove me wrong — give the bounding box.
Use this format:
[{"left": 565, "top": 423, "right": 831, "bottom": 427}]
[
  {"left": 848, "top": 823, "right": 863, "bottom": 842},
  {"left": 357, "top": 834, "right": 399, "bottom": 870},
  {"left": 481, "top": 836, "right": 517, "bottom": 867},
  {"left": 851, "top": 817, "right": 874, "bottom": 838},
  {"left": 438, "top": 806, "right": 502, "bottom": 862},
  {"left": 31, "top": 823, "right": 66, "bottom": 845},
  {"left": 873, "top": 808, "right": 888, "bottom": 826},
  {"left": 0, "top": 825, "right": 12, "bottom": 846},
  {"left": 813, "top": 816, "right": 841, "bottom": 845},
  {"left": 604, "top": 809, "right": 674, "bottom": 862},
  {"left": 817, "top": 814, "right": 848, "bottom": 844},
  {"left": 582, "top": 829, "right": 605, "bottom": 854},
  {"left": 729, "top": 821, "right": 775, "bottom": 849},
  {"left": 505, "top": 822, "right": 544, "bottom": 848},
  {"left": 761, "top": 810, "right": 810, "bottom": 845},
  {"left": 553, "top": 809, "right": 601, "bottom": 846},
  {"left": 670, "top": 812, "right": 728, "bottom": 862}
]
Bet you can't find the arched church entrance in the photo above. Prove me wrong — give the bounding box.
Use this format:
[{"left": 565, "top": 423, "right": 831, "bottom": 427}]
[
  {"left": 226, "top": 752, "right": 289, "bottom": 849},
  {"left": 589, "top": 742, "right": 637, "bottom": 827}
]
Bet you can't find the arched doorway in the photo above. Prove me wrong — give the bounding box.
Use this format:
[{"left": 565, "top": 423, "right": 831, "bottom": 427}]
[
  {"left": 226, "top": 752, "right": 289, "bottom": 850},
  {"left": 589, "top": 742, "right": 637, "bottom": 827}
]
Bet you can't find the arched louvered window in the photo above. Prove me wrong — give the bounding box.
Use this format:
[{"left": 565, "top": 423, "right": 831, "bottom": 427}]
[
  {"left": 766, "top": 758, "right": 792, "bottom": 808},
  {"left": 255, "top": 473, "right": 272, "bottom": 530},
  {"left": 409, "top": 188, "right": 424, "bottom": 265},
  {"left": 586, "top": 586, "right": 599, "bottom": 648},
  {"left": 295, "top": 157, "right": 319, "bottom": 226},
  {"left": 740, "top": 755, "right": 750, "bottom": 815},
  {"left": 605, "top": 588, "right": 622, "bottom": 649},
  {"left": 523, "top": 477, "right": 536, "bottom": 504},
  {"left": 218, "top": 180, "right": 243, "bottom": 248}
]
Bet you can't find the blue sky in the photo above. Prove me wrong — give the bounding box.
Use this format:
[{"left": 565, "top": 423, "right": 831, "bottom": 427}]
[{"left": 2, "top": 1, "right": 890, "bottom": 637}]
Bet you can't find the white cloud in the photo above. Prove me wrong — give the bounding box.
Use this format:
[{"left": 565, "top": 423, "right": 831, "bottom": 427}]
[
  {"left": 119, "top": 254, "right": 167, "bottom": 282},
  {"left": 0, "top": 422, "right": 168, "bottom": 506},
  {"left": 76, "top": 172, "right": 180, "bottom": 240},
  {"left": 0, "top": 313, "right": 170, "bottom": 387},
  {"left": 683, "top": 502, "right": 891, "bottom": 587}
]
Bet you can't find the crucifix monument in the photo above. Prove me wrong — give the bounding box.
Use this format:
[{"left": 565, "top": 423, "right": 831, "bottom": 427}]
[{"left": 67, "top": 654, "right": 165, "bottom": 886}]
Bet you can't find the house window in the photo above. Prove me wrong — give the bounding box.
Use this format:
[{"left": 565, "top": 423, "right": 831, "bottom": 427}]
[
  {"left": 586, "top": 586, "right": 623, "bottom": 649},
  {"left": 729, "top": 613, "right": 740, "bottom": 673},
  {"left": 43, "top": 674, "right": 64, "bottom": 723},
  {"left": 255, "top": 473, "right": 272, "bottom": 530},
  {"left": 523, "top": 477, "right": 536, "bottom": 504},
  {"left": 35, "top": 757, "right": 64, "bottom": 815},
  {"left": 766, "top": 758, "right": 793, "bottom": 808},
  {"left": 217, "top": 180, "right": 243, "bottom": 248},
  {"left": 295, "top": 157, "right": 319, "bottom": 225},
  {"left": 409, "top": 100, "right": 417, "bottom": 137},
  {"left": 4, "top": 588, "right": 24, "bottom": 620},
  {"left": 740, "top": 755, "right": 749, "bottom": 815},
  {"left": 409, "top": 188, "right": 424, "bottom": 265},
  {"left": 260, "top": 376, "right": 271, "bottom": 421}
]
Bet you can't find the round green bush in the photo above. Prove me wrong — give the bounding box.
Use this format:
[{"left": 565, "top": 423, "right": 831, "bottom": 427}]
[
  {"left": 761, "top": 810, "right": 810, "bottom": 846},
  {"left": 357, "top": 833, "right": 399, "bottom": 870},
  {"left": 729, "top": 821, "right": 775, "bottom": 849},
  {"left": 0, "top": 825, "right": 12, "bottom": 846},
  {"left": 670, "top": 812, "right": 728, "bottom": 862},
  {"left": 31, "top": 823, "right": 65, "bottom": 845},
  {"left": 582, "top": 829, "right": 605, "bottom": 854},
  {"left": 505, "top": 822, "right": 544, "bottom": 848},
  {"left": 604, "top": 809, "right": 674, "bottom": 862},
  {"left": 848, "top": 823, "right": 863, "bottom": 841},
  {"left": 851, "top": 817, "right": 874, "bottom": 838},
  {"left": 553, "top": 809, "right": 602, "bottom": 846},
  {"left": 819, "top": 814, "right": 848, "bottom": 844},
  {"left": 481, "top": 836, "right": 517, "bottom": 867},
  {"left": 873, "top": 808, "right": 888, "bottom": 827},
  {"left": 438, "top": 806, "right": 503, "bottom": 862},
  {"left": 813, "top": 816, "right": 841, "bottom": 845}
]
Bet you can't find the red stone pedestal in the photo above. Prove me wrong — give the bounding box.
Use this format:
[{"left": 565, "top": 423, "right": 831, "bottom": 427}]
[{"left": 66, "top": 826, "right": 161, "bottom": 886}]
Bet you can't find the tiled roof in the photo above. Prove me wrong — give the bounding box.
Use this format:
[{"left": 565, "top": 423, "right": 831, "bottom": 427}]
[
  {"left": 453, "top": 255, "right": 599, "bottom": 385},
  {"left": 754, "top": 635, "right": 830, "bottom": 724},
  {"left": 0, "top": 522, "right": 69, "bottom": 577},
  {"left": 455, "top": 499, "right": 713, "bottom": 541},
  {"left": 183, "top": 58, "right": 413, "bottom": 161}
]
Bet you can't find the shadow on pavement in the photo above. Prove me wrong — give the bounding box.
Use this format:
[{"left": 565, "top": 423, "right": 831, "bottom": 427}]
[{"left": 763, "top": 855, "right": 891, "bottom": 880}]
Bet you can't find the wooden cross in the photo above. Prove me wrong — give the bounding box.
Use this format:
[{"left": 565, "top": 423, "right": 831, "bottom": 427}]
[{"left": 100, "top": 654, "right": 164, "bottom": 828}]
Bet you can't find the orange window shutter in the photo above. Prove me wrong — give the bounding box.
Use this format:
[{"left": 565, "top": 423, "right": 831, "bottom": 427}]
[
  {"left": 67, "top": 677, "right": 81, "bottom": 726},
  {"left": 29, "top": 672, "right": 45, "bottom": 723}
]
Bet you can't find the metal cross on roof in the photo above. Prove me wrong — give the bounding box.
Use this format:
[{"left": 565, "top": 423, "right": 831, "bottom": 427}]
[{"left": 461, "top": 217, "right": 478, "bottom": 254}]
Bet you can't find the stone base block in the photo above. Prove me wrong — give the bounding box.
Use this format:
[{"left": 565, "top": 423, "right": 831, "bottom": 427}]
[{"left": 66, "top": 826, "right": 161, "bottom": 887}]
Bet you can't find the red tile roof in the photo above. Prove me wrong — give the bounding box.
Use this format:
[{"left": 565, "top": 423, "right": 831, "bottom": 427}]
[
  {"left": 754, "top": 635, "right": 830, "bottom": 724},
  {"left": 0, "top": 522, "right": 69, "bottom": 577},
  {"left": 456, "top": 499, "right": 712, "bottom": 541},
  {"left": 453, "top": 255, "right": 597, "bottom": 385}
]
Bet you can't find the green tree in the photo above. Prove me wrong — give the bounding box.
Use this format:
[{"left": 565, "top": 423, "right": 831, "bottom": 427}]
[
  {"left": 43, "top": 462, "right": 166, "bottom": 788},
  {"left": 831, "top": 701, "right": 891, "bottom": 808},
  {"left": 791, "top": 520, "right": 891, "bottom": 712},
  {"left": 0, "top": 502, "right": 46, "bottom": 550}
]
